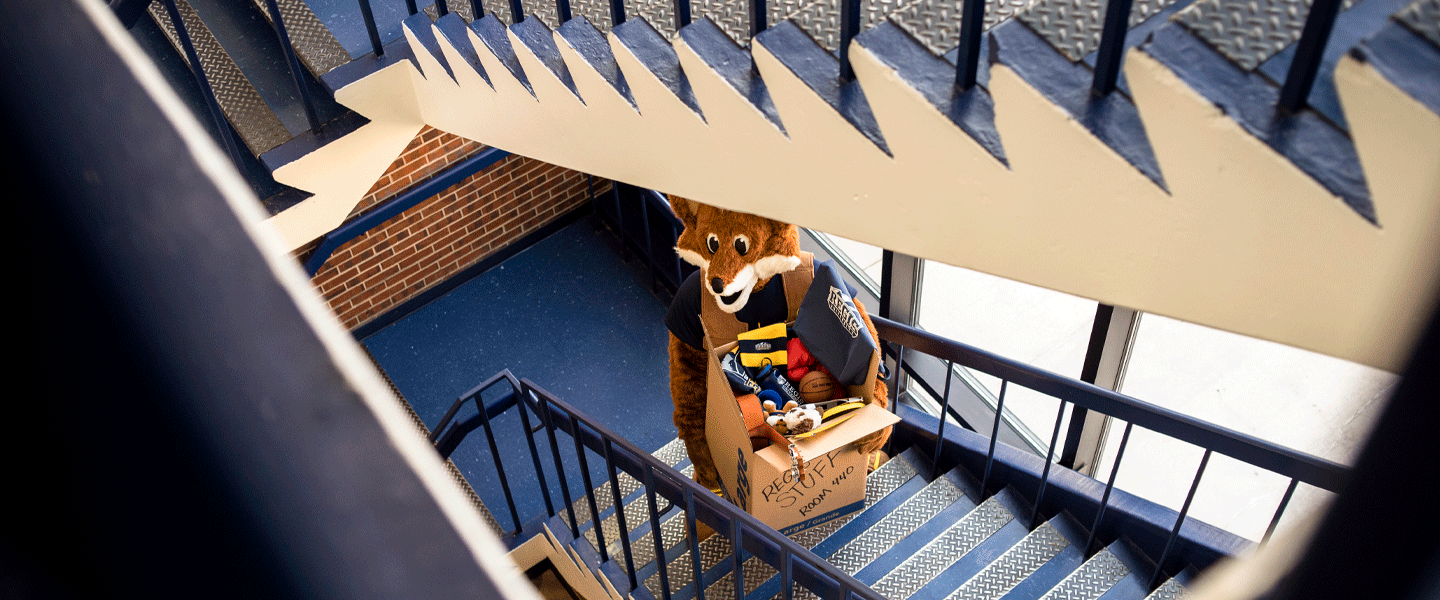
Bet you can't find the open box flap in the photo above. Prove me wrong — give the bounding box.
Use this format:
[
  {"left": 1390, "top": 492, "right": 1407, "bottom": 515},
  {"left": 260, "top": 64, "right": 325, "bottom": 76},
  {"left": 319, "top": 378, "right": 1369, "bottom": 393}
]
[{"left": 754, "top": 403, "right": 898, "bottom": 465}]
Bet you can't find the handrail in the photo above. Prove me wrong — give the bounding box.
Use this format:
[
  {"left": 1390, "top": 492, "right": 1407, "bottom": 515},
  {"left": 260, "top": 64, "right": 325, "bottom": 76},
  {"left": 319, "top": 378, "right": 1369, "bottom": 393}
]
[
  {"left": 522, "top": 379, "right": 890, "bottom": 600},
  {"left": 870, "top": 314, "right": 1350, "bottom": 493}
]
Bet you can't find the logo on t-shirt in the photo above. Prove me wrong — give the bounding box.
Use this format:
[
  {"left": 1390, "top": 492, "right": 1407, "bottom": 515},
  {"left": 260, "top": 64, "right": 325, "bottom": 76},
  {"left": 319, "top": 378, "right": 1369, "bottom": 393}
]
[{"left": 828, "top": 286, "right": 861, "bottom": 338}]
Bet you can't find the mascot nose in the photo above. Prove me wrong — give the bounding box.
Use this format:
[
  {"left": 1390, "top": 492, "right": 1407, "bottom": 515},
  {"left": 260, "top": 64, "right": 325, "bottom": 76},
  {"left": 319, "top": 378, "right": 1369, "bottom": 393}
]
[{"left": 710, "top": 278, "right": 725, "bottom": 294}]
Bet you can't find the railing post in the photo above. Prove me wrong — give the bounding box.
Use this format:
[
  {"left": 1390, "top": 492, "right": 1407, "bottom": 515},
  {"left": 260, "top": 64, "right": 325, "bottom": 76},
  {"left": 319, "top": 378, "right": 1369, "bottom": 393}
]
[
  {"left": 515, "top": 388, "right": 556, "bottom": 517},
  {"left": 685, "top": 488, "right": 706, "bottom": 600},
  {"left": 1151, "top": 449, "right": 1212, "bottom": 588},
  {"left": 572, "top": 421, "right": 610, "bottom": 563},
  {"left": 405, "top": 0, "right": 419, "bottom": 16},
  {"left": 263, "top": 0, "right": 320, "bottom": 132},
  {"left": 1084, "top": 421, "right": 1132, "bottom": 555},
  {"left": 156, "top": 0, "right": 244, "bottom": 170},
  {"left": 1261, "top": 479, "right": 1300, "bottom": 546},
  {"left": 604, "top": 439, "right": 638, "bottom": 589},
  {"left": 644, "top": 465, "right": 673, "bottom": 600},
  {"left": 930, "top": 360, "right": 954, "bottom": 480},
  {"left": 838, "top": 0, "right": 861, "bottom": 81},
  {"left": 538, "top": 393, "right": 580, "bottom": 536},
  {"left": 472, "top": 0, "right": 488, "bottom": 19},
  {"left": 1278, "top": 0, "right": 1343, "bottom": 112},
  {"left": 610, "top": 0, "right": 626, "bottom": 26},
  {"left": 436, "top": 0, "right": 450, "bottom": 17},
  {"left": 980, "top": 380, "right": 1008, "bottom": 497},
  {"left": 953, "top": 0, "right": 986, "bottom": 89},
  {"left": 1031, "top": 399, "right": 1069, "bottom": 528},
  {"left": 1090, "top": 0, "right": 1134, "bottom": 95},
  {"left": 357, "top": 0, "right": 386, "bottom": 56},
  {"left": 511, "top": 0, "right": 526, "bottom": 24},
  {"left": 748, "top": 0, "right": 765, "bottom": 38},
  {"left": 474, "top": 390, "right": 523, "bottom": 532},
  {"left": 674, "top": 0, "right": 690, "bottom": 30},
  {"left": 557, "top": 0, "right": 572, "bottom": 23}
]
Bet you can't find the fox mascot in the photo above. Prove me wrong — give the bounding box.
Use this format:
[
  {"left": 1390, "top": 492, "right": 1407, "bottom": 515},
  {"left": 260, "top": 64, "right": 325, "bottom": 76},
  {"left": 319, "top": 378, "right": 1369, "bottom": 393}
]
[{"left": 664, "top": 195, "right": 891, "bottom": 490}]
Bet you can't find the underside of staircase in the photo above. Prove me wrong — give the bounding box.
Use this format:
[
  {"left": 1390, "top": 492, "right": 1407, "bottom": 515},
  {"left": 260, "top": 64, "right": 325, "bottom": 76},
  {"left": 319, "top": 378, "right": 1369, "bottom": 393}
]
[{"left": 123, "top": 0, "right": 1440, "bottom": 376}]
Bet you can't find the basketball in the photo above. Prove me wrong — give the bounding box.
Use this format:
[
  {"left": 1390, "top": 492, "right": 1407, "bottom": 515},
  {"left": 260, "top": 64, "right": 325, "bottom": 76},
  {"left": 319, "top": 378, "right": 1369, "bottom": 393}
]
[{"left": 799, "top": 371, "right": 839, "bottom": 403}]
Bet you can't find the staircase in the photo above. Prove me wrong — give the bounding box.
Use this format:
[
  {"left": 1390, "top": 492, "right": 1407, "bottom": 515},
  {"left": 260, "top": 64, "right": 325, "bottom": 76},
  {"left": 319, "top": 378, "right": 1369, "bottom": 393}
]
[
  {"left": 117, "top": 0, "right": 1440, "bottom": 375},
  {"left": 534, "top": 436, "right": 1199, "bottom": 600}
]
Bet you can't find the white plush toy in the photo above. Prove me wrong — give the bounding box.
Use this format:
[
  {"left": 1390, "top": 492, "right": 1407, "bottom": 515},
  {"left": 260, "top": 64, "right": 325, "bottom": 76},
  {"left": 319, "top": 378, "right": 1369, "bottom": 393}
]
[{"left": 782, "top": 404, "right": 823, "bottom": 435}]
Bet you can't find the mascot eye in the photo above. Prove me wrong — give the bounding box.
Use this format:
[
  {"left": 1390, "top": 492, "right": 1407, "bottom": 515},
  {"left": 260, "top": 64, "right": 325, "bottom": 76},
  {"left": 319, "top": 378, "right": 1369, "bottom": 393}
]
[
  {"left": 706, "top": 234, "right": 720, "bottom": 254},
  {"left": 734, "top": 235, "right": 750, "bottom": 255}
]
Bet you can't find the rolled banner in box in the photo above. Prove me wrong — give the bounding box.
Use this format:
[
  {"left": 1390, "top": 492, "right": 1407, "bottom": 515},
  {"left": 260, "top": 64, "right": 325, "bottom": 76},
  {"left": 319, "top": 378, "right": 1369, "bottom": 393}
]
[{"left": 793, "top": 263, "right": 878, "bottom": 387}]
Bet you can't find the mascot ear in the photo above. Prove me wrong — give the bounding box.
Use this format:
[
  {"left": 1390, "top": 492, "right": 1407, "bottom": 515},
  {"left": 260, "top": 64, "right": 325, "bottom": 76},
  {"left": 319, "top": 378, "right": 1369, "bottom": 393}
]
[{"left": 667, "top": 194, "right": 698, "bottom": 231}]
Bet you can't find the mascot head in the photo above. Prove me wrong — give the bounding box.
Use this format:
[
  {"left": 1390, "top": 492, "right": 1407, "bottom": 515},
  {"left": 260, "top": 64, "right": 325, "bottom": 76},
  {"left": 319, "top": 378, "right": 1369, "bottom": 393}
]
[{"left": 668, "top": 195, "right": 802, "bottom": 314}]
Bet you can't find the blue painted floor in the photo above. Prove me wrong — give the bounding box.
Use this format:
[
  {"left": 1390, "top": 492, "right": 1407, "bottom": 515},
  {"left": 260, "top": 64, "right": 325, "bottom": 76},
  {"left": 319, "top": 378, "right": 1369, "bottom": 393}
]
[{"left": 362, "top": 215, "right": 680, "bottom": 532}]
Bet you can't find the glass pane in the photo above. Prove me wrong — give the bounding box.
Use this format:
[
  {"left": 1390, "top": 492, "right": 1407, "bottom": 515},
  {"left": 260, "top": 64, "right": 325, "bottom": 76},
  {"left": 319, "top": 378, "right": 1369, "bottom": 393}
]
[
  {"left": 1096, "top": 313, "right": 1400, "bottom": 542},
  {"left": 917, "top": 262, "right": 1099, "bottom": 451}
]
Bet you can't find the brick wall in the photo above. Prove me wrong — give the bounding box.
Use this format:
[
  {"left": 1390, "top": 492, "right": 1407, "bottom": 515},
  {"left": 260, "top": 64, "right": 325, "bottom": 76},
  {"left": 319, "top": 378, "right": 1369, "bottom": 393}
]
[{"left": 307, "top": 126, "right": 608, "bottom": 329}]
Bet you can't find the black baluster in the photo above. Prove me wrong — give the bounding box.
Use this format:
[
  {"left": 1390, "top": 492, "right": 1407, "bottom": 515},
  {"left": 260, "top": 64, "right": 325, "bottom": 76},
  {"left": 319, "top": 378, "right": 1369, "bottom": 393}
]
[
  {"left": 980, "top": 380, "right": 1008, "bottom": 497},
  {"left": 557, "top": 0, "right": 572, "bottom": 23},
  {"left": 1090, "top": 0, "right": 1134, "bottom": 95},
  {"left": 1151, "top": 449, "right": 1212, "bottom": 589},
  {"left": 731, "top": 520, "right": 744, "bottom": 600},
  {"left": 516, "top": 388, "right": 555, "bottom": 517},
  {"left": 157, "top": 0, "right": 244, "bottom": 169},
  {"left": 1084, "top": 421, "right": 1132, "bottom": 555},
  {"left": 436, "top": 0, "right": 450, "bottom": 16},
  {"left": 511, "top": 0, "right": 525, "bottom": 23},
  {"left": 358, "top": 0, "right": 386, "bottom": 56},
  {"left": 474, "top": 390, "right": 522, "bottom": 532},
  {"left": 645, "top": 466, "right": 673, "bottom": 600},
  {"left": 406, "top": 0, "right": 419, "bottom": 16},
  {"left": 471, "top": 0, "right": 486, "bottom": 19},
  {"left": 749, "top": 0, "right": 765, "bottom": 37},
  {"left": 610, "top": 0, "right": 626, "bottom": 26},
  {"left": 674, "top": 0, "right": 690, "bottom": 30},
  {"left": 953, "top": 0, "right": 986, "bottom": 89},
  {"left": 604, "top": 439, "right": 638, "bottom": 589},
  {"left": 540, "top": 394, "right": 580, "bottom": 536},
  {"left": 781, "top": 547, "right": 793, "bottom": 600},
  {"left": 573, "top": 422, "right": 610, "bottom": 563},
  {"left": 1032, "top": 399, "right": 1069, "bottom": 528},
  {"left": 686, "top": 488, "right": 706, "bottom": 600},
  {"left": 1261, "top": 479, "right": 1300, "bottom": 546},
  {"left": 838, "top": 0, "right": 860, "bottom": 80},
  {"left": 1278, "top": 0, "right": 1343, "bottom": 111},
  {"left": 931, "top": 360, "right": 954, "bottom": 480}
]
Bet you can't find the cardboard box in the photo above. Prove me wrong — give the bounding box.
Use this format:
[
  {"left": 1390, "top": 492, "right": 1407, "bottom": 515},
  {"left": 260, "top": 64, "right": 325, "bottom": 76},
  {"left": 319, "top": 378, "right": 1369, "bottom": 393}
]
[{"left": 705, "top": 338, "right": 899, "bottom": 535}]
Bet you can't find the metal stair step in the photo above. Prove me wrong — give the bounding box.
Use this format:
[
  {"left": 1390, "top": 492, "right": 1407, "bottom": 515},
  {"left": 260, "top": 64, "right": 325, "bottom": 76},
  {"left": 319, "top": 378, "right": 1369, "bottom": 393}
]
[
  {"left": 868, "top": 494, "right": 1016, "bottom": 600},
  {"left": 570, "top": 438, "right": 688, "bottom": 530},
  {"left": 939, "top": 512, "right": 1086, "bottom": 600},
  {"left": 582, "top": 463, "right": 692, "bottom": 554},
  {"left": 1085, "top": 539, "right": 1160, "bottom": 600},
  {"left": 649, "top": 448, "right": 927, "bottom": 600},
  {"left": 908, "top": 487, "right": 1034, "bottom": 600},
  {"left": 1141, "top": 578, "right": 1190, "bottom": 600},
  {"left": 702, "top": 450, "right": 925, "bottom": 600}
]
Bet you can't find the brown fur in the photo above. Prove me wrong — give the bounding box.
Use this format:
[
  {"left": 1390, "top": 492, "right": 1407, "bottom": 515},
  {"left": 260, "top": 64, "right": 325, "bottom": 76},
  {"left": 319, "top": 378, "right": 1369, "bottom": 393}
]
[{"left": 666, "top": 196, "right": 891, "bottom": 489}]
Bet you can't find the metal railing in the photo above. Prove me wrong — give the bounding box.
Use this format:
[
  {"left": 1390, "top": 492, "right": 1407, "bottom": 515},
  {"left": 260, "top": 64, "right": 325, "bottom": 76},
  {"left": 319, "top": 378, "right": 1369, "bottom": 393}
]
[{"left": 870, "top": 314, "right": 1350, "bottom": 584}]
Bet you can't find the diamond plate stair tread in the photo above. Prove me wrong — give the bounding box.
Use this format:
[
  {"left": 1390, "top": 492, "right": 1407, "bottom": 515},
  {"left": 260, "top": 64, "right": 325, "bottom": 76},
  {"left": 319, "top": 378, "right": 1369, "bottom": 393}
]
[
  {"left": 826, "top": 475, "right": 967, "bottom": 573},
  {"left": 644, "top": 528, "right": 732, "bottom": 598},
  {"left": 766, "top": 0, "right": 1038, "bottom": 55},
  {"left": 1017, "top": 0, "right": 1181, "bottom": 60},
  {"left": 699, "top": 454, "right": 922, "bottom": 600},
  {"left": 943, "top": 521, "right": 1070, "bottom": 600},
  {"left": 572, "top": 438, "right": 687, "bottom": 528},
  {"left": 1036, "top": 549, "right": 1129, "bottom": 600},
  {"left": 148, "top": 0, "right": 291, "bottom": 155},
  {"left": 871, "top": 496, "right": 1015, "bottom": 600},
  {"left": 249, "top": 0, "right": 348, "bottom": 75},
  {"left": 1143, "top": 578, "right": 1190, "bottom": 600},
  {"left": 1174, "top": 0, "right": 1357, "bottom": 70},
  {"left": 584, "top": 466, "right": 687, "bottom": 551},
  {"left": 1397, "top": 0, "right": 1440, "bottom": 49}
]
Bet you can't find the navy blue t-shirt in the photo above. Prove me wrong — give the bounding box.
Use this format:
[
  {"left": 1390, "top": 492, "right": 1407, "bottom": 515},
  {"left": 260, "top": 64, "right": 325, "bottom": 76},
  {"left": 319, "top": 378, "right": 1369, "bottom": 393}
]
[{"left": 664, "top": 260, "right": 855, "bottom": 351}]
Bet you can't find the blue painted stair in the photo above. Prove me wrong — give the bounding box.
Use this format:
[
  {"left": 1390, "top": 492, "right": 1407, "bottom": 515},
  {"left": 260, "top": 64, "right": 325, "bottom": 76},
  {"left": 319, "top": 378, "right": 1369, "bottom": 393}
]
[{"left": 551, "top": 441, "right": 1198, "bottom": 600}]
